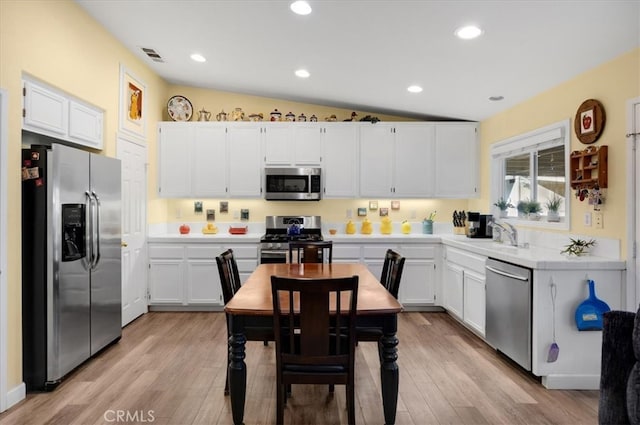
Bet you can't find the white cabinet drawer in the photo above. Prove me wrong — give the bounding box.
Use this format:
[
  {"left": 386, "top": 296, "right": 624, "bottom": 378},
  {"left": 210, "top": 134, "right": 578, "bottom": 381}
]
[
  {"left": 186, "top": 245, "right": 223, "bottom": 259},
  {"left": 399, "top": 245, "right": 436, "bottom": 259},
  {"left": 363, "top": 245, "right": 392, "bottom": 259},
  {"left": 446, "top": 247, "right": 486, "bottom": 275},
  {"left": 149, "top": 245, "right": 184, "bottom": 259},
  {"left": 225, "top": 245, "right": 259, "bottom": 259},
  {"left": 333, "top": 245, "right": 362, "bottom": 259}
]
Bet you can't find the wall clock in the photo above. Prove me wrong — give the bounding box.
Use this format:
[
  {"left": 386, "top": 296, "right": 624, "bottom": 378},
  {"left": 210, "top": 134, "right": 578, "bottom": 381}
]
[
  {"left": 574, "top": 99, "right": 605, "bottom": 144},
  {"left": 167, "top": 95, "right": 193, "bottom": 121}
]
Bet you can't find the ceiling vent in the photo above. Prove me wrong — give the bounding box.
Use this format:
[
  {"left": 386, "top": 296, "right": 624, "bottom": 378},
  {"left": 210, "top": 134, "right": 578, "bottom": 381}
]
[{"left": 141, "top": 47, "right": 164, "bottom": 63}]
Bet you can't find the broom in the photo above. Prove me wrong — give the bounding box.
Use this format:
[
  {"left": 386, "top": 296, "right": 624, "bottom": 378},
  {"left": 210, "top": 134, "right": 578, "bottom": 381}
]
[{"left": 547, "top": 278, "right": 559, "bottom": 362}]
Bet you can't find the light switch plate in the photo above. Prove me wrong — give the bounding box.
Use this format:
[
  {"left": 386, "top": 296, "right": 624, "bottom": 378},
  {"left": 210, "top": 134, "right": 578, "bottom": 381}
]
[{"left": 584, "top": 212, "right": 592, "bottom": 226}]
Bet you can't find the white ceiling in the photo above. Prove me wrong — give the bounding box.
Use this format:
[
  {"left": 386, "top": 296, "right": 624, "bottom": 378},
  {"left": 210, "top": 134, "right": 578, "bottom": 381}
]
[{"left": 76, "top": 0, "right": 639, "bottom": 121}]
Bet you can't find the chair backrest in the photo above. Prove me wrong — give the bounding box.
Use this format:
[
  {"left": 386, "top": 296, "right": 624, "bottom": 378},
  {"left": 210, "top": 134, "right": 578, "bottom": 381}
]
[
  {"left": 380, "top": 249, "right": 406, "bottom": 299},
  {"left": 288, "top": 241, "right": 333, "bottom": 264},
  {"left": 216, "top": 249, "right": 242, "bottom": 304},
  {"left": 271, "top": 275, "right": 358, "bottom": 366}
]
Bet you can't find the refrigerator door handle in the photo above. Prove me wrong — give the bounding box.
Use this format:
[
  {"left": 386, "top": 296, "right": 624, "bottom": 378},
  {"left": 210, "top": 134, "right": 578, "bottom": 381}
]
[
  {"left": 85, "top": 191, "right": 95, "bottom": 268},
  {"left": 91, "top": 191, "right": 101, "bottom": 268}
]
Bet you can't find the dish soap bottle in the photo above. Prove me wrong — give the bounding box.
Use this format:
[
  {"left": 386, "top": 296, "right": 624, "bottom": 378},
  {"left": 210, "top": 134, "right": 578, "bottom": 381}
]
[
  {"left": 361, "top": 218, "right": 372, "bottom": 234},
  {"left": 380, "top": 217, "right": 393, "bottom": 234},
  {"left": 346, "top": 220, "right": 356, "bottom": 235},
  {"left": 401, "top": 220, "right": 412, "bottom": 234}
]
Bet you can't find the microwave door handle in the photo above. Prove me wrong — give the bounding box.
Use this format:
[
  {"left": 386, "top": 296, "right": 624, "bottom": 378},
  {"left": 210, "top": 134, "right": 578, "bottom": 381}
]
[{"left": 91, "top": 191, "right": 101, "bottom": 268}]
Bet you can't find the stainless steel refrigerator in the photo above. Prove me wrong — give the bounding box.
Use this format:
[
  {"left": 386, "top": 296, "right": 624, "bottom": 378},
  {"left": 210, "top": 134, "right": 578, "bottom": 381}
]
[{"left": 22, "top": 140, "right": 122, "bottom": 391}]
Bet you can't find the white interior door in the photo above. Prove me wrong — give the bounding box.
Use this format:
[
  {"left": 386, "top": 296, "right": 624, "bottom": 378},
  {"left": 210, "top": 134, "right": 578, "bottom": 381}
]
[
  {"left": 117, "top": 135, "right": 148, "bottom": 326},
  {"left": 633, "top": 101, "right": 640, "bottom": 310},
  {"left": 0, "top": 88, "right": 8, "bottom": 412}
]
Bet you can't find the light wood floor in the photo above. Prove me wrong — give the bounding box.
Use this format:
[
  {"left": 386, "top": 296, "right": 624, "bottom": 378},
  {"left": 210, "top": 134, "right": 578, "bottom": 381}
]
[{"left": 0, "top": 312, "right": 598, "bottom": 425}]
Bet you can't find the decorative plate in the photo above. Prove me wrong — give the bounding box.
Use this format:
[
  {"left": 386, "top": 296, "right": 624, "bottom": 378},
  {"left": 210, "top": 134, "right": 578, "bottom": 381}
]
[
  {"left": 574, "top": 99, "right": 605, "bottom": 144},
  {"left": 167, "top": 95, "right": 193, "bottom": 121}
]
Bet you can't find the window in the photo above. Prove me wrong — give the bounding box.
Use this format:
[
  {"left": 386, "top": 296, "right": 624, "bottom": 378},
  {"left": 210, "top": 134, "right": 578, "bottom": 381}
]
[{"left": 490, "top": 120, "right": 571, "bottom": 229}]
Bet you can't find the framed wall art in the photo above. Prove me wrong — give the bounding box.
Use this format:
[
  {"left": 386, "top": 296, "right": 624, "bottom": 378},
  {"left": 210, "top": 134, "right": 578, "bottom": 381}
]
[
  {"left": 119, "top": 64, "right": 146, "bottom": 140},
  {"left": 574, "top": 99, "right": 605, "bottom": 144}
]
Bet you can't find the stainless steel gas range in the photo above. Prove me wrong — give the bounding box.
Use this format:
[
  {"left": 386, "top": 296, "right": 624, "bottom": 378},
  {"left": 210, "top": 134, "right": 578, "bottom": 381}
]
[{"left": 259, "top": 215, "right": 323, "bottom": 263}]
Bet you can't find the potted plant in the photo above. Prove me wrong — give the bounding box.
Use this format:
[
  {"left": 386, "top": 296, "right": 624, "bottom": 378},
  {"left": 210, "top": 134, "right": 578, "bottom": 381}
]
[
  {"left": 545, "top": 194, "right": 562, "bottom": 222},
  {"left": 526, "top": 200, "right": 542, "bottom": 220},
  {"left": 493, "top": 197, "right": 513, "bottom": 218},
  {"left": 516, "top": 200, "right": 528, "bottom": 218},
  {"left": 561, "top": 238, "right": 596, "bottom": 256}
]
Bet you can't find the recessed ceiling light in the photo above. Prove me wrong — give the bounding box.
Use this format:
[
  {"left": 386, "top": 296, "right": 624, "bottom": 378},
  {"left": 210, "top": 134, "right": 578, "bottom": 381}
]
[
  {"left": 455, "top": 25, "right": 483, "bottom": 40},
  {"left": 190, "top": 53, "right": 206, "bottom": 63},
  {"left": 295, "top": 69, "right": 310, "bottom": 78},
  {"left": 407, "top": 85, "right": 423, "bottom": 93},
  {"left": 290, "top": 1, "right": 312, "bottom": 15},
  {"left": 489, "top": 95, "right": 504, "bottom": 101}
]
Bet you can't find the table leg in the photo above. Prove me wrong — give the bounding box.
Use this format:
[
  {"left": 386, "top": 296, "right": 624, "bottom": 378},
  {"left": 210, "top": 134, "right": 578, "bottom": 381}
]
[
  {"left": 380, "top": 317, "right": 399, "bottom": 425},
  {"left": 228, "top": 316, "right": 247, "bottom": 425}
]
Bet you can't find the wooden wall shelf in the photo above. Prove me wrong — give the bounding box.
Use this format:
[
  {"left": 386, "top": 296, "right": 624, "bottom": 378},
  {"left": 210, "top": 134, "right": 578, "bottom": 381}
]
[{"left": 570, "top": 145, "right": 607, "bottom": 189}]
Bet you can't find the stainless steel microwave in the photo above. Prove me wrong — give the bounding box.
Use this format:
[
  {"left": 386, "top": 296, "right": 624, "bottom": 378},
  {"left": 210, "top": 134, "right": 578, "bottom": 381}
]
[{"left": 264, "top": 167, "right": 322, "bottom": 201}]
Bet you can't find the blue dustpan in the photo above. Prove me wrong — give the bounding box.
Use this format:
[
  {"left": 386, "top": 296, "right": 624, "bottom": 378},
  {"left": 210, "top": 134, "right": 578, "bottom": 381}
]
[{"left": 575, "top": 279, "right": 610, "bottom": 331}]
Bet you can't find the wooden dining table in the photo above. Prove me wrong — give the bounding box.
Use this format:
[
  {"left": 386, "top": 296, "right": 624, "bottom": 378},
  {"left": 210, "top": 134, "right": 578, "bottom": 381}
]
[{"left": 224, "top": 263, "right": 403, "bottom": 425}]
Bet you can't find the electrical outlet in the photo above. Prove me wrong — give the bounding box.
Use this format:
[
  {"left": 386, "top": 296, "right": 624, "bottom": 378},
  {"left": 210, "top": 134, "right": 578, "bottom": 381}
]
[
  {"left": 584, "top": 212, "right": 591, "bottom": 226},
  {"left": 176, "top": 207, "right": 182, "bottom": 219},
  {"left": 594, "top": 211, "right": 603, "bottom": 229},
  {"left": 410, "top": 210, "right": 417, "bottom": 219},
  {"left": 346, "top": 209, "right": 353, "bottom": 219},
  {"left": 233, "top": 210, "right": 240, "bottom": 219}
]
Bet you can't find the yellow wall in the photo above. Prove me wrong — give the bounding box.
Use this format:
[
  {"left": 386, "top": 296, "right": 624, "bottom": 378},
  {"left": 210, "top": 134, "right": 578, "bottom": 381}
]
[
  {"left": 471, "top": 48, "right": 640, "bottom": 257},
  {"left": 0, "top": 0, "right": 168, "bottom": 392}
]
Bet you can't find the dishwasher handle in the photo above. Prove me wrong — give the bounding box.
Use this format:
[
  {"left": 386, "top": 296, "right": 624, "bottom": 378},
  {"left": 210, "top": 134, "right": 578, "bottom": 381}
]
[{"left": 486, "top": 265, "right": 529, "bottom": 281}]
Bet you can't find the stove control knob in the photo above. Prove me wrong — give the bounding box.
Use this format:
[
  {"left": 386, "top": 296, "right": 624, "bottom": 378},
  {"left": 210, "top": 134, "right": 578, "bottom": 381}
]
[{"left": 274, "top": 243, "right": 281, "bottom": 250}]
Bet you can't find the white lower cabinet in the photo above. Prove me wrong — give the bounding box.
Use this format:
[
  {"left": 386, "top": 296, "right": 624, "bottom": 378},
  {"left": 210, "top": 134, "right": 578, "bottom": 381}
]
[
  {"left": 443, "top": 261, "right": 464, "bottom": 319},
  {"left": 148, "top": 242, "right": 258, "bottom": 308},
  {"left": 333, "top": 242, "right": 437, "bottom": 307},
  {"left": 462, "top": 269, "right": 486, "bottom": 335},
  {"left": 443, "top": 247, "right": 487, "bottom": 336}
]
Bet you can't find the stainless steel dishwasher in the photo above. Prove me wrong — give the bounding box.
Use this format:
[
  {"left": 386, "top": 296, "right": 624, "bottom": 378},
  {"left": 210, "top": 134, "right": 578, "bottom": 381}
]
[{"left": 485, "top": 258, "right": 533, "bottom": 371}]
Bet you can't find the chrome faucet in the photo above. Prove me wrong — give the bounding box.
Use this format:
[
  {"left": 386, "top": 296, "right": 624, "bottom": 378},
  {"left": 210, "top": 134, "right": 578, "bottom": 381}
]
[{"left": 491, "top": 221, "right": 518, "bottom": 246}]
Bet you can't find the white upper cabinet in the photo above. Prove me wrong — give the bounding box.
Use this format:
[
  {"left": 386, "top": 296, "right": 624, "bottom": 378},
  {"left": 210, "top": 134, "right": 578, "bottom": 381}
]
[
  {"left": 158, "top": 122, "right": 263, "bottom": 199},
  {"left": 393, "top": 123, "right": 435, "bottom": 197},
  {"left": 434, "top": 123, "right": 478, "bottom": 198},
  {"left": 359, "top": 124, "right": 395, "bottom": 197},
  {"left": 23, "top": 80, "right": 68, "bottom": 136},
  {"left": 263, "top": 123, "right": 322, "bottom": 166},
  {"left": 191, "top": 124, "right": 227, "bottom": 197},
  {"left": 322, "top": 124, "right": 359, "bottom": 198},
  {"left": 292, "top": 124, "right": 323, "bottom": 165},
  {"left": 23, "top": 78, "right": 104, "bottom": 150},
  {"left": 158, "top": 124, "right": 191, "bottom": 197},
  {"left": 227, "top": 123, "right": 263, "bottom": 197},
  {"left": 359, "top": 123, "right": 435, "bottom": 198},
  {"left": 68, "top": 101, "right": 103, "bottom": 150}
]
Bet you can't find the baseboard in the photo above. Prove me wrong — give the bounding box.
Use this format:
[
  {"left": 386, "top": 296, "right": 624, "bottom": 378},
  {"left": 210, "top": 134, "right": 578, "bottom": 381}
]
[
  {"left": 6, "top": 382, "right": 25, "bottom": 410},
  {"left": 541, "top": 374, "right": 599, "bottom": 390},
  {"left": 148, "top": 305, "right": 223, "bottom": 312}
]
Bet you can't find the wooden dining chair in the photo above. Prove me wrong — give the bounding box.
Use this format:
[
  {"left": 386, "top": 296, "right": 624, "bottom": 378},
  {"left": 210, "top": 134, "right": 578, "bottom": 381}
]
[
  {"left": 357, "top": 249, "right": 405, "bottom": 348},
  {"left": 215, "top": 249, "right": 242, "bottom": 395},
  {"left": 380, "top": 249, "right": 406, "bottom": 299},
  {"left": 271, "top": 275, "right": 358, "bottom": 425},
  {"left": 288, "top": 240, "right": 333, "bottom": 264}
]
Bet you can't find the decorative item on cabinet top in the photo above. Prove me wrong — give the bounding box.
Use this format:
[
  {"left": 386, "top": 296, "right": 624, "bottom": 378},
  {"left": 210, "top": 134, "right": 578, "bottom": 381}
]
[
  {"left": 167, "top": 95, "right": 193, "bottom": 122},
  {"left": 197, "top": 108, "right": 211, "bottom": 121}
]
